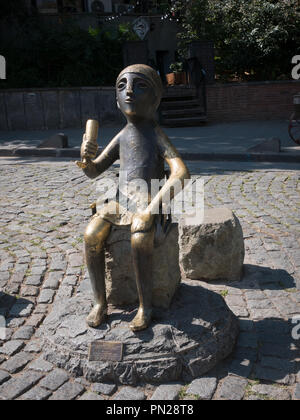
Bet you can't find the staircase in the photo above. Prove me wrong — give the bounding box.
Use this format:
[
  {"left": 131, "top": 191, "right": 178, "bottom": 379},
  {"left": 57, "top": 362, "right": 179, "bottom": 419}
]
[{"left": 160, "top": 86, "right": 207, "bottom": 127}]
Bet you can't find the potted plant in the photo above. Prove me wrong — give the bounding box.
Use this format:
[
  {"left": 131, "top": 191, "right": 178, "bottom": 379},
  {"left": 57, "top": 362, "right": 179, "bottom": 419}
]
[{"left": 166, "top": 62, "right": 187, "bottom": 86}]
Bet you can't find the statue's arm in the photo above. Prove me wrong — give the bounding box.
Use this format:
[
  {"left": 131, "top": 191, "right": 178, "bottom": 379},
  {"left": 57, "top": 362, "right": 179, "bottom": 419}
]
[
  {"left": 81, "top": 134, "right": 120, "bottom": 180},
  {"left": 147, "top": 126, "right": 190, "bottom": 214}
]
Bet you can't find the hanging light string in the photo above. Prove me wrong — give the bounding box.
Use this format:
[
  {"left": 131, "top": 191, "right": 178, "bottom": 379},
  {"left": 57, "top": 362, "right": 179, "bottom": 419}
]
[
  {"left": 98, "top": 0, "right": 186, "bottom": 23},
  {"left": 103, "top": 4, "right": 135, "bottom": 22}
]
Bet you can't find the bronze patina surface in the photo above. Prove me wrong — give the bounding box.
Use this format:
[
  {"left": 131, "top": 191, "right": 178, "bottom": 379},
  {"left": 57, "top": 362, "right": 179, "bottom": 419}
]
[
  {"left": 88, "top": 341, "right": 124, "bottom": 362},
  {"left": 76, "top": 64, "right": 190, "bottom": 332}
]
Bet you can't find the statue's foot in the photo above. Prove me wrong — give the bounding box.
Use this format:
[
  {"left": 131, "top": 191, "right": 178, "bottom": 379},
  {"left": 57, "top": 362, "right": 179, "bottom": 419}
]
[
  {"left": 86, "top": 304, "right": 107, "bottom": 328},
  {"left": 130, "top": 307, "right": 152, "bottom": 332}
]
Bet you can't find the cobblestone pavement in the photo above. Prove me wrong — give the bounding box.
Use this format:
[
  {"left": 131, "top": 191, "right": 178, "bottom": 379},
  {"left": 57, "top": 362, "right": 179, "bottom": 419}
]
[{"left": 0, "top": 159, "right": 299, "bottom": 401}]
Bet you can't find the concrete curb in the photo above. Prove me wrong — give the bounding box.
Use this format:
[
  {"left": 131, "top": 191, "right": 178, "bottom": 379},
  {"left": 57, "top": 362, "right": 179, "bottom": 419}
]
[
  {"left": 181, "top": 152, "right": 300, "bottom": 163},
  {"left": 0, "top": 147, "right": 299, "bottom": 163}
]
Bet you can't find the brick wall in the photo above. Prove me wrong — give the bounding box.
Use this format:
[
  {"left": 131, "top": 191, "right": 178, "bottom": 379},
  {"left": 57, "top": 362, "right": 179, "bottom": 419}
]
[{"left": 206, "top": 80, "right": 300, "bottom": 122}]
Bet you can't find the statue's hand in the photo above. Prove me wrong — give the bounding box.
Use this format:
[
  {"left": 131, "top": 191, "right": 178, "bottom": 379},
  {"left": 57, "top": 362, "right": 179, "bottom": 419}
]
[
  {"left": 75, "top": 155, "right": 92, "bottom": 169},
  {"left": 80, "top": 133, "right": 98, "bottom": 160},
  {"left": 131, "top": 211, "right": 155, "bottom": 234}
]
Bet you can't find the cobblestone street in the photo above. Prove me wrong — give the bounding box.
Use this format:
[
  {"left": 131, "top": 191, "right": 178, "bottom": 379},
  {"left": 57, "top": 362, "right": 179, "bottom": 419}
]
[{"left": 0, "top": 158, "right": 299, "bottom": 400}]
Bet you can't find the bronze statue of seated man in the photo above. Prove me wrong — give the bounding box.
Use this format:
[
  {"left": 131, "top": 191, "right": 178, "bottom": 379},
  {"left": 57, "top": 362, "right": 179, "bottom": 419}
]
[{"left": 77, "top": 64, "right": 190, "bottom": 332}]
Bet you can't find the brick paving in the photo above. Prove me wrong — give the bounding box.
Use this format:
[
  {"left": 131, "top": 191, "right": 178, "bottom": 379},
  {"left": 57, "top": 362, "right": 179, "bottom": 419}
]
[{"left": 0, "top": 159, "right": 299, "bottom": 400}]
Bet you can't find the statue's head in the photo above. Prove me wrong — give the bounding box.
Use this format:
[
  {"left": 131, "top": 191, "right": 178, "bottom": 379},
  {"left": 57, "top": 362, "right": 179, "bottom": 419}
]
[{"left": 116, "top": 64, "right": 163, "bottom": 121}]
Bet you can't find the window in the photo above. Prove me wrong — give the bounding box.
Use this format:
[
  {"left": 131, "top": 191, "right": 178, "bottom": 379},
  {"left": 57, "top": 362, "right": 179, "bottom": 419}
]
[
  {"left": 35, "top": 0, "right": 84, "bottom": 13},
  {"left": 60, "top": 0, "right": 84, "bottom": 13},
  {"left": 36, "top": 0, "right": 58, "bottom": 13}
]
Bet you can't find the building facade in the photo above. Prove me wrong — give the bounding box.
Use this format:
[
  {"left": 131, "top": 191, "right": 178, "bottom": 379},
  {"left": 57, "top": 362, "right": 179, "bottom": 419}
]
[{"left": 23, "top": 1, "right": 180, "bottom": 78}]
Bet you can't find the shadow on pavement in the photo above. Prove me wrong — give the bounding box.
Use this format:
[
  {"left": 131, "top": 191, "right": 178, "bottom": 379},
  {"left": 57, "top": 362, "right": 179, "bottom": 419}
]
[
  {"left": 225, "top": 317, "right": 299, "bottom": 386},
  {"left": 202, "top": 264, "right": 299, "bottom": 389},
  {"left": 206, "top": 264, "right": 298, "bottom": 291},
  {"left": 241, "top": 264, "right": 297, "bottom": 290},
  {"left": 0, "top": 291, "right": 33, "bottom": 327}
]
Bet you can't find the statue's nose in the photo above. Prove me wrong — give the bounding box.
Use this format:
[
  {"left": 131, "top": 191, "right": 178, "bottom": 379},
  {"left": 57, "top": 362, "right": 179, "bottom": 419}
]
[{"left": 126, "top": 82, "right": 133, "bottom": 96}]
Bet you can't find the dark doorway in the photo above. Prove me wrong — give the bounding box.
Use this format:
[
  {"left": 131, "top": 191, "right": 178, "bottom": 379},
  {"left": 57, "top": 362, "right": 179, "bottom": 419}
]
[{"left": 156, "top": 50, "right": 169, "bottom": 85}]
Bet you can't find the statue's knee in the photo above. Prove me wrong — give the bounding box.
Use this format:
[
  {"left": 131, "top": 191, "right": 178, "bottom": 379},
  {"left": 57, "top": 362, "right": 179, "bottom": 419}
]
[
  {"left": 84, "top": 225, "right": 97, "bottom": 247},
  {"left": 84, "top": 218, "right": 110, "bottom": 250},
  {"left": 131, "top": 232, "right": 153, "bottom": 251},
  {"left": 131, "top": 232, "right": 143, "bottom": 249},
  {"left": 84, "top": 224, "right": 103, "bottom": 249}
]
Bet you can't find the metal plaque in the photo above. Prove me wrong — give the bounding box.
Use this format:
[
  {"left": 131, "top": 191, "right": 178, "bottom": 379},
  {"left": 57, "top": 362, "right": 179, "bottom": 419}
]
[{"left": 88, "top": 341, "right": 123, "bottom": 362}]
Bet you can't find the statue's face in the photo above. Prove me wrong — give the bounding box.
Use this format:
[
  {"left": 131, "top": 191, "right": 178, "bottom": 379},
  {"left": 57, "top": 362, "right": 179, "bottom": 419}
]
[{"left": 116, "top": 72, "right": 157, "bottom": 120}]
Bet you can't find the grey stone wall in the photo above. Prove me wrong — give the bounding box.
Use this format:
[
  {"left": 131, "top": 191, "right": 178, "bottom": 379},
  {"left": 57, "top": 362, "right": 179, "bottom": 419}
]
[{"left": 0, "top": 87, "right": 124, "bottom": 130}]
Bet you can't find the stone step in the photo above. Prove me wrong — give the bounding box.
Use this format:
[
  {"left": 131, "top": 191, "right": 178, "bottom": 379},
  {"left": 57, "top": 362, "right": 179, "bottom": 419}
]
[
  {"left": 162, "top": 115, "right": 207, "bottom": 127},
  {"left": 162, "top": 95, "right": 196, "bottom": 102},
  {"left": 161, "top": 85, "right": 206, "bottom": 127},
  {"left": 161, "top": 107, "right": 205, "bottom": 118},
  {"left": 161, "top": 99, "right": 201, "bottom": 109},
  {"left": 163, "top": 86, "right": 197, "bottom": 98}
]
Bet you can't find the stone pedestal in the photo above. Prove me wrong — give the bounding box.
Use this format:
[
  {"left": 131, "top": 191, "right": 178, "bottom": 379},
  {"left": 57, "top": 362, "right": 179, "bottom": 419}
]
[
  {"left": 179, "top": 208, "right": 244, "bottom": 281},
  {"left": 39, "top": 280, "right": 239, "bottom": 385},
  {"left": 104, "top": 223, "right": 181, "bottom": 309}
]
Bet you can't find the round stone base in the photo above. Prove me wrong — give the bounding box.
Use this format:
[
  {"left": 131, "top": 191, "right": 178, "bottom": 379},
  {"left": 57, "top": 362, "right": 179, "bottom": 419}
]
[{"left": 39, "top": 280, "right": 239, "bottom": 385}]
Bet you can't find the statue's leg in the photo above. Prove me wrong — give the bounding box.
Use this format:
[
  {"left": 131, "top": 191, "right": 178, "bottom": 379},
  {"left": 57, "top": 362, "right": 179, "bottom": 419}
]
[
  {"left": 84, "top": 215, "right": 111, "bottom": 328},
  {"left": 130, "top": 224, "right": 155, "bottom": 332}
]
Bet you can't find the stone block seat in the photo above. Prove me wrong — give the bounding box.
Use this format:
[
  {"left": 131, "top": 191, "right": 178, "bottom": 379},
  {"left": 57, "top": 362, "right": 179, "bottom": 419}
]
[{"left": 104, "top": 223, "right": 181, "bottom": 309}]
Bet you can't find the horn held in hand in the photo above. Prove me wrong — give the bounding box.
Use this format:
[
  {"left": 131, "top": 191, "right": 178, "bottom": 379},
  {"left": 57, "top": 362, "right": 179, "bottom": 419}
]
[{"left": 76, "top": 119, "right": 99, "bottom": 169}]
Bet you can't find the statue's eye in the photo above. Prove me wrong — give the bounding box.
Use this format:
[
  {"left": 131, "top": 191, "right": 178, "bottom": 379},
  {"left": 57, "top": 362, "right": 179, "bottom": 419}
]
[
  {"left": 137, "top": 82, "right": 148, "bottom": 89},
  {"left": 118, "top": 82, "right": 126, "bottom": 90}
]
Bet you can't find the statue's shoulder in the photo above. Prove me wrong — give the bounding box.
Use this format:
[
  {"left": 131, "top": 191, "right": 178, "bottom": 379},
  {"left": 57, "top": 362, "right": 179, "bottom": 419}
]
[
  {"left": 155, "top": 124, "right": 180, "bottom": 159},
  {"left": 109, "top": 127, "right": 126, "bottom": 146},
  {"left": 117, "top": 125, "right": 130, "bottom": 142}
]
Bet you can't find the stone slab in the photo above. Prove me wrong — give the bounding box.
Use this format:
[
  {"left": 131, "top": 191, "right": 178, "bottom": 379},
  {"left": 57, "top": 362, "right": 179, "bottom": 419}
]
[
  {"left": 247, "top": 137, "right": 281, "bottom": 153},
  {"left": 251, "top": 384, "right": 291, "bottom": 401},
  {"left": 39, "top": 369, "right": 69, "bottom": 391},
  {"left": 90, "top": 382, "right": 117, "bottom": 396},
  {"left": 218, "top": 376, "right": 248, "bottom": 400},
  {"left": 79, "top": 392, "right": 104, "bottom": 400},
  {"left": 113, "top": 387, "right": 146, "bottom": 400},
  {"left": 24, "top": 92, "right": 44, "bottom": 130},
  {"left": 150, "top": 383, "right": 182, "bottom": 400},
  {"left": 0, "top": 371, "right": 44, "bottom": 400},
  {"left": 294, "top": 383, "right": 300, "bottom": 400},
  {"left": 38, "top": 133, "right": 68, "bottom": 149},
  {"left": 20, "top": 386, "right": 52, "bottom": 401},
  {"left": 186, "top": 377, "right": 217, "bottom": 400},
  {"left": 48, "top": 382, "right": 84, "bottom": 400}
]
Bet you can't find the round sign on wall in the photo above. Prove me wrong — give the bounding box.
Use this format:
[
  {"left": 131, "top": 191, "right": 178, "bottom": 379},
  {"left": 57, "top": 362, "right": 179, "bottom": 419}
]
[{"left": 133, "top": 17, "right": 150, "bottom": 40}]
